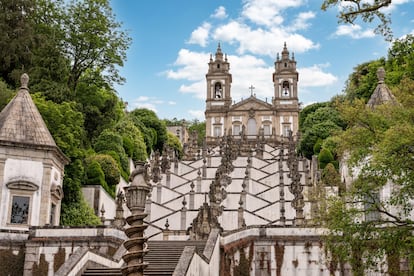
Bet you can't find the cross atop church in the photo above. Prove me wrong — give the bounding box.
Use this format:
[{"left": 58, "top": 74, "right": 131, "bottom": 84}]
[{"left": 249, "top": 85, "right": 255, "bottom": 96}]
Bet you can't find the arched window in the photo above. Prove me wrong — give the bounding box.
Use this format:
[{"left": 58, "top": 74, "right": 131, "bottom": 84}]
[
  {"left": 214, "top": 83, "right": 222, "bottom": 99},
  {"left": 282, "top": 81, "right": 290, "bottom": 97}
]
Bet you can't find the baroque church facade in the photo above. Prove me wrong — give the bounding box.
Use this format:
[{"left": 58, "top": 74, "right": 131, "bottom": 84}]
[{"left": 205, "top": 43, "right": 299, "bottom": 142}]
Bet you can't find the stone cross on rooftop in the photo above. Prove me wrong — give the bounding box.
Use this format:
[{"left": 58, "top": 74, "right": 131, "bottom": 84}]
[{"left": 249, "top": 85, "right": 255, "bottom": 96}]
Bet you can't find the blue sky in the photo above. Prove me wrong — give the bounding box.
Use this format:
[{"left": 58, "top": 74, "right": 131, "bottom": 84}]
[{"left": 110, "top": 0, "right": 414, "bottom": 121}]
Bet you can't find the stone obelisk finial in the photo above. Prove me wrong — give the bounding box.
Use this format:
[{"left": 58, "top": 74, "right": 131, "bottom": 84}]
[{"left": 20, "top": 73, "right": 29, "bottom": 90}]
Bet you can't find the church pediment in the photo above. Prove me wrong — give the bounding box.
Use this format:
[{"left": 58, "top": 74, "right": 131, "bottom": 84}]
[{"left": 230, "top": 96, "right": 272, "bottom": 112}]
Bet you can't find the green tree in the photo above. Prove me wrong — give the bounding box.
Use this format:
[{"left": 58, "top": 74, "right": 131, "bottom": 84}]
[
  {"left": 130, "top": 108, "right": 167, "bottom": 153},
  {"left": 94, "top": 129, "right": 129, "bottom": 178},
  {"left": 75, "top": 80, "right": 125, "bottom": 141},
  {"left": 318, "top": 148, "right": 334, "bottom": 170},
  {"left": 0, "top": 0, "right": 36, "bottom": 85},
  {"left": 29, "top": 0, "right": 71, "bottom": 103},
  {"left": 0, "top": 79, "right": 15, "bottom": 110},
  {"left": 84, "top": 160, "right": 106, "bottom": 186},
  {"left": 166, "top": 132, "right": 183, "bottom": 159},
  {"left": 321, "top": 0, "right": 393, "bottom": 41},
  {"left": 93, "top": 154, "right": 120, "bottom": 187},
  {"left": 386, "top": 34, "right": 414, "bottom": 85},
  {"left": 299, "top": 102, "right": 329, "bottom": 129},
  {"left": 60, "top": 196, "right": 101, "bottom": 226},
  {"left": 188, "top": 119, "right": 206, "bottom": 146},
  {"left": 299, "top": 120, "right": 342, "bottom": 159},
  {"left": 114, "top": 116, "right": 147, "bottom": 161},
  {"left": 322, "top": 85, "right": 414, "bottom": 274},
  {"left": 344, "top": 59, "right": 386, "bottom": 101},
  {"left": 62, "top": 0, "right": 130, "bottom": 91}
]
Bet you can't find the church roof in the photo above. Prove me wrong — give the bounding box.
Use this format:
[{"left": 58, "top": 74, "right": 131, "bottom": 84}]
[
  {"left": 230, "top": 95, "right": 273, "bottom": 111},
  {"left": 0, "top": 74, "right": 58, "bottom": 148},
  {"left": 367, "top": 67, "right": 397, "bottom": 108}
]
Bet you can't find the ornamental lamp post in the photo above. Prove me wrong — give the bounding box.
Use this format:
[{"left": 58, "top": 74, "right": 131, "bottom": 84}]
[{"left": 122, "top": 161, "right": 151, "bottom": 276}]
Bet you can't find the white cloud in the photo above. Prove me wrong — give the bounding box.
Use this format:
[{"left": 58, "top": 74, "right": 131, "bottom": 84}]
[
  {"left": 188, "top": 110, "right": 205, "bottom": 120},
  {"left": 211, "top": 6, "right": 227, "bottom": 19},
  {"left": 381, "top": 0, "right": 411, "bottom": 12},
  {"left": 130, "top": 96, "right": 170, "bottom": 112},
  {"left": 135, "top": 96, "right": 149, "bottom": 102},
  {"left": 290, "top": 11, "right": 316, "bottom": 31},
  {"left": 167, "top": 48, "right": 337, "bottom": 103},
  {"left": 130, "top": 101, "right": 157, "bottom": 112},
  {"left": 188, "top": 22, "right": 211, "bottom": 47},
  {"left": 213, "top": 21, "right": 318, "bottom": 57},
  {"left": 241, "top": 0, "right": 304, "bottom": 27},
  {"left": 165, "top": 49, "right": 209, "bottom": 81},
  {"left": 298, "top": 65, "right": 338, "bottom": 87},
  {"left": 334, "top": 24, "right": 375, "bottom": 39},
  {"left": 168, "top": 101, "right": 176, "bottom": 105}
]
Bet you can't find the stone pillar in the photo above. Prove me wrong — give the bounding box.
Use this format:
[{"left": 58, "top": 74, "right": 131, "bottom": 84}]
[
  {"left": 122, "top": 161, "right": 151, "bottom": 276},
  {"left": 181, "top": 197, "right": 187, "bottom": 230},
  {"left": 166, "top": 170, "right": 171, "bottom": 188},
  {"left": 202, "top": 159, "right": 207, "bottom": 178},
  {"left": 174, "top": 156, "right": 179, "bottom": 174},
  {"left": 189, "top": 182, "right": 195, "bottom": 209},
  {"left": 238, "top": 198, "right": 244, "bottom": 228},
  {"left": 0, "top": 159, "right": 5, "bottom": 219},
  {"left": 113, "top": 190, "right": 125, "bottom": 228},
  {"left": 156, "top": 183, "right": 162, "bottom": 204},
  {"left": 196, "top": 172, "right": 202, "bottom": 193},
  {"left": 39, "top": 163, "right": 53, "bottom": 225}
]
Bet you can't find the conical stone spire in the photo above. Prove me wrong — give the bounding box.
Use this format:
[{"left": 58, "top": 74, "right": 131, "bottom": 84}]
[
  {"left": 367, "top": 67, "right": 397, "bottom": 108},
  {"left": 0, "top": 74, "right": 58, "bottom": 148}
]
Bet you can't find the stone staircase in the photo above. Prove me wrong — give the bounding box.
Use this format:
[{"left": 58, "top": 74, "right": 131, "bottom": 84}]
[{"left": 82, "top": 240, "right": 206, "bottom": 276}]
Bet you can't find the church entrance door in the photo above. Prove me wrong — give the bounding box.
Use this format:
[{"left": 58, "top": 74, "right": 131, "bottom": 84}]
[{"left": 247, "top": 118, "right": 256, "bottom": 138}]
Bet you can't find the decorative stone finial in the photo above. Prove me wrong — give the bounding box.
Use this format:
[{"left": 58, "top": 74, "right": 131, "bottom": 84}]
[
  {"left": 21, "top": 73, "right": 29, "bottom": 90},
  {"left": 377, "top": 67, "right": 385, "bottom": 83}
]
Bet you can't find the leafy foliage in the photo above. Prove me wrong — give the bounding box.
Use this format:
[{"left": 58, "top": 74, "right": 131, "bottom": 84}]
[
  {"left": 0, "top": 79, "right": 15, "bottom": 110},
  {"left": 322, "top": 82, "right": 414, "bottom": 274},
  {"left": 0, "top": 0, "right": 36, "bottom": 85},
  {"left": 62, "top": 0, "right": 131, "bottom": 91},
  {"left": 344, "top": 59, "right": 386, "bottom": 101},
  {"left": 130, "top": 108, "right": 167, "bottom": 154},
  {"left": 114, "top": 116, "right": 147, "bottom": 161},
  {"left": 60, "top": 197, "right": 101, "bottom": 226},
  {"left": 318, "top": 148, "right": 334, "bottom": 170},
  {"left": 188, "top": 119, "right": 206, "bottom": 146},
  {"left": 85, "top": 154, "right": 120, "bottom": 197},
  {"left": 321, "top": 0, "right": 393, "bottom": 41},
  {"left": 166, "top": 132, "right": 183, "bottom": 159},
  {"left": 94, "top": 129, "right": 129, "bottom": 176}
]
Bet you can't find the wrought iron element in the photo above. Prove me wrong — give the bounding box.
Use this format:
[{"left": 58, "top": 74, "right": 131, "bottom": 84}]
[{"left": 122, "top": 161, "right": 151, "bottom": 276}]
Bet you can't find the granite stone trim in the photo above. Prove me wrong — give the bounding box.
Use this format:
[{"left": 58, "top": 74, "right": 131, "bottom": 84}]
[
  {"left": 54, "top": 246, "right": 89, "bottom": 276},
  {"left": 203, "top": 228, "right": 220, "bottom": 261},
  {"left": 172, "top": 246, "right": 196, "bottom": 276}
]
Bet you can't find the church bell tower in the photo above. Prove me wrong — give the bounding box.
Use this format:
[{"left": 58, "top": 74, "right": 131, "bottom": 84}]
[
  {"left": 272, "top": 43, "right": 300, "bottom": 136},
  {"left": 205, "top": 43, "right": 232, "bottom": 138}
]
